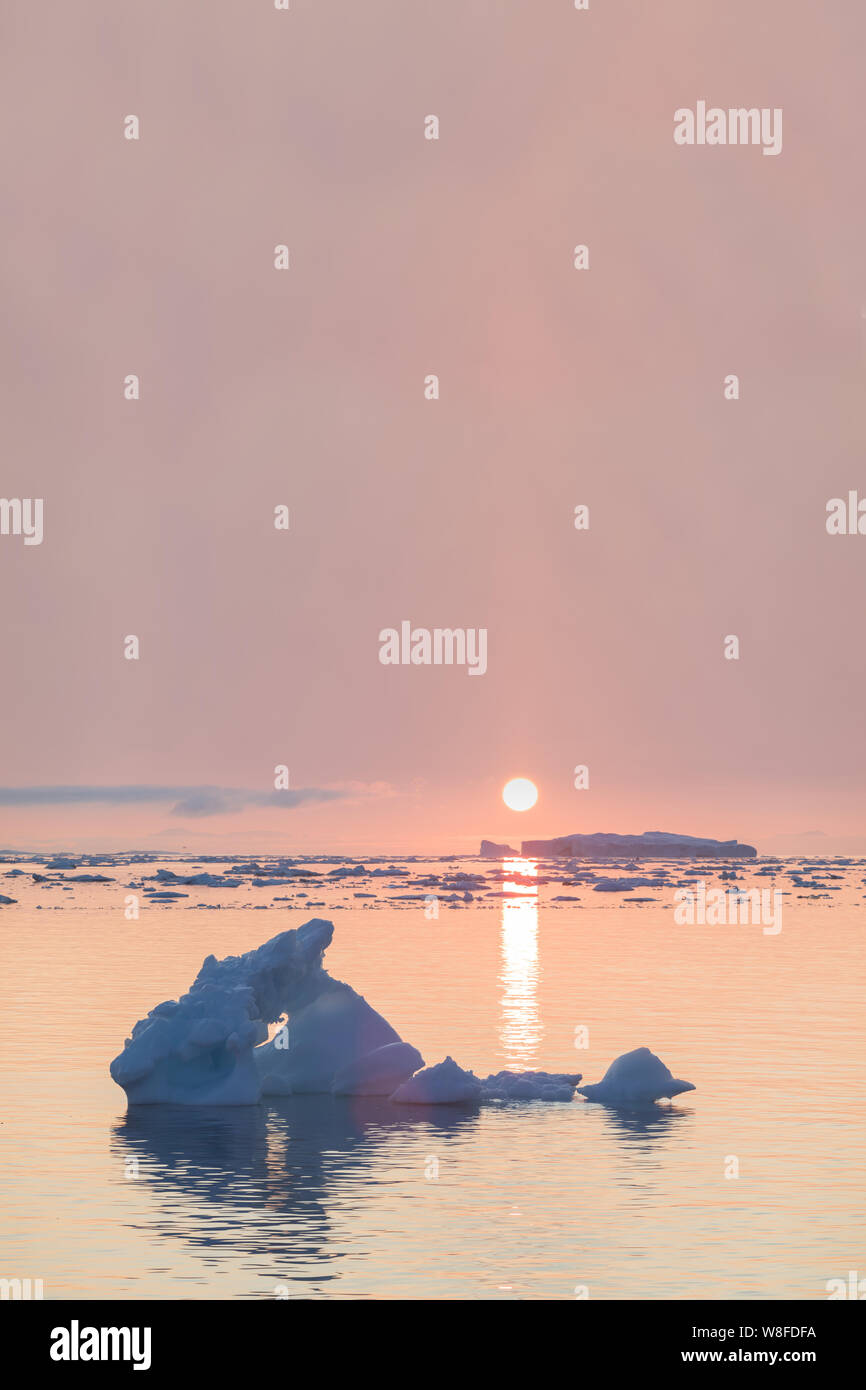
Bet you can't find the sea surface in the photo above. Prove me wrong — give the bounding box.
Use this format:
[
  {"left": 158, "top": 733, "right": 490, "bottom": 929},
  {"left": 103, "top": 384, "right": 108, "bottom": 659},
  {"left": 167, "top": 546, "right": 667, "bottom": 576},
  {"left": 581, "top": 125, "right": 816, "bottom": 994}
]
[{"left": 0, "top": 853, "right": 863, "bottom": 1300}]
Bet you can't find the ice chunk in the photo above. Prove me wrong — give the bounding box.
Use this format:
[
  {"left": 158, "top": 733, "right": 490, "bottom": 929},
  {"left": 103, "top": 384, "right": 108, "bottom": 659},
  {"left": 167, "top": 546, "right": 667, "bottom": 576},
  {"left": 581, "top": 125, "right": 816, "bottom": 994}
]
[
  {"left": 110, "top": 917, "right": 420, "bottom": 1106},
  {"left": 592, "top": 877, "right": 659, "bottom": 892},
  {"left": 332, "top": 1041, "right": 424, "bottom": 1096},
  {"left": 151, "top": 869, "right": 242, "bottom": 887},
  {"left": 255, "top": 980, "right": 403, "bottom": 1095},
  {"left": 110, "top": 919, "right": 334, "bottom": 1105},
  {"left": 577, "top": 1047, "right": 695, "bottom": 1107},
  {"left": 480, "top": 839, "right": 517, "bottom": 858},
  {"left": 390, "top": 1056, "right": 482, "bottom": 1105},
  {"left": 480, "top": 1070, "right": 582, "bottom": 1102}
]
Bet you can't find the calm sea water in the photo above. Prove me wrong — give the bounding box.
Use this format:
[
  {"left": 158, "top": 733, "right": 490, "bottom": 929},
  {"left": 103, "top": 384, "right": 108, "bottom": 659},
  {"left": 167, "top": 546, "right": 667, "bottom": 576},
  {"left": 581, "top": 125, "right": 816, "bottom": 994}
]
[{"left": 1, "top": 859, "right": 863, "bottom": 1299}]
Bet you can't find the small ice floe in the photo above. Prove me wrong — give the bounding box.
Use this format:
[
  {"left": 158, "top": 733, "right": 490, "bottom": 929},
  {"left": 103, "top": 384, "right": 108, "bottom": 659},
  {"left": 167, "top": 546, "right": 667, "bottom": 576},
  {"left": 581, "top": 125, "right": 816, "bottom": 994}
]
[
  {"left": 150, "top": 869, "right": 242, "bottom": 888},
  {"left": 390, "top": 1056, "right": 482, "bottom": 1105},
  {"left": 577, "top": 1047, "right": 695, "bottom": 1108},
  {"left": 592, "top": 877, "right": 659, "bottom": 893},
  {"left": 389, "top": 1061, "right": 583, "bottom": 1105},
  {"left": 481, "top": 1070, "right": 582, "bottom": 1102}
]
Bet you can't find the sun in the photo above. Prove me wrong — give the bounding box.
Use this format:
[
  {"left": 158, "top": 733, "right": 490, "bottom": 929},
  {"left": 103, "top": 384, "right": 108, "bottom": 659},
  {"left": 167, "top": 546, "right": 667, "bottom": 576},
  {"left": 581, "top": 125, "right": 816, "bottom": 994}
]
[{"left": 502, "top": 777, "right": 538, "bottom": 812}]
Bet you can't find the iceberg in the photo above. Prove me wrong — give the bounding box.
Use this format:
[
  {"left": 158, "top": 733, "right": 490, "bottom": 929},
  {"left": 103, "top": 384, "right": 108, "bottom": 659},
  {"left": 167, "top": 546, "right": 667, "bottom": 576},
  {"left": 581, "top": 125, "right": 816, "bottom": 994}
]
[
  {"left": 577, "top": 1047, "right": 695, "bottom": 1108},
  {"left": 520, "top": 831, "right": 756, "bottom": 859},
  {"left": 255, "top": 979, "right": 403, "bottom": 1095},
  {"left": 480, "top": 839, "right": 517, "bottom": 858},
  {"left": 109, "top": 920, "right": 691, "bottom": 1115},
  {"left": 332, "top": 1042, "right": 425, "bottom": 1096},
  {"left": 110, "top": 918, "right": 415, "bottom": 1106}
]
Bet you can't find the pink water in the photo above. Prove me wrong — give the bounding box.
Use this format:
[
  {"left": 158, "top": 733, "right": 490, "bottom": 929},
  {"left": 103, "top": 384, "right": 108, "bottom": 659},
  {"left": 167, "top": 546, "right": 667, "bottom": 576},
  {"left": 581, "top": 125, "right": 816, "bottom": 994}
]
[{"left": 0, "top": 860, "right": 863, "bottom": 1299}]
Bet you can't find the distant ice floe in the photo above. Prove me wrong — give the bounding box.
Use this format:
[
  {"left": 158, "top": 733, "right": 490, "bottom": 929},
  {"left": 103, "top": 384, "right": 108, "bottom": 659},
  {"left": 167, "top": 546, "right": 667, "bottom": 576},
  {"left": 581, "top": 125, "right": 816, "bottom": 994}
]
[
  {"left": 149, "top": 869, "right": 242, "bottom": 888},
  {"left": 591, "top": 876, "right": 660, "bottom": 893}
]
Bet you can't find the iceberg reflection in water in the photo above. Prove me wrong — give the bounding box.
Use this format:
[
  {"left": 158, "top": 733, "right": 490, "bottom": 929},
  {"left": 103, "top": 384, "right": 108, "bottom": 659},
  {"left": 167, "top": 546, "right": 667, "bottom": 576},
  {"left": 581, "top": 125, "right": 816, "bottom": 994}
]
[
  {"left": 111, "top": 1093, "right": 689, "bottom": 1295},
  {"left": 112, "top": 1096, "right": 479, "bottom": 1290}
]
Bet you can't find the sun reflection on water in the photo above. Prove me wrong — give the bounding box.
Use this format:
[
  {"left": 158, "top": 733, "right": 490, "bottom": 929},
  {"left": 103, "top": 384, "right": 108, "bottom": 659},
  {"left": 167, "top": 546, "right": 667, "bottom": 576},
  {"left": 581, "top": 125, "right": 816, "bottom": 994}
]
[{"left": 498, "top": 857, "right": 542, "bottom": 1068}]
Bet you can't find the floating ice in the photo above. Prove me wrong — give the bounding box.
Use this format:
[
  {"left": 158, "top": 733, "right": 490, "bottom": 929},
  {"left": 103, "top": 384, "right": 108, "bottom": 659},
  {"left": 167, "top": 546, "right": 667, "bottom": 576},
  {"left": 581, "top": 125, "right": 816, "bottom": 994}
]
[
  {"left": 480, "top": 839, "right": 517, "bottom": 858},
  {"left": 520, "top": 831, "right": 756, "bottom": 859},
  {"left": 389, "top": 1061, "right": 583, "bottom": 1105},
  {"left": 592, "top": 877, "right": 659, "bottom": 893},
  {"left": 577, "top": 1047, "right": 695, "bottom": 1107},
  {"left": 110, "top": 918, "right": 418, "bottom": 1105},
  {"left": 332, "top": 1041, "right": 424, "bottom": 1096},
  {"left": 111, "top": 919, "right": 334, "bottom": 1104},
  {"left": 390, "top": 1056, "right": 483, "bottom": 1105},
  {"left": 151, "top": 869, "right": 242, "bottom": 888},
  {"left": 255, "top": 979, "right": 403, "bottom": 1095},
  {"left": 481, "top": 1069, "right": 582, "bottom": 1102},
  {"left": 110, "top": 920, "right": 693, "bottom": 1114}
]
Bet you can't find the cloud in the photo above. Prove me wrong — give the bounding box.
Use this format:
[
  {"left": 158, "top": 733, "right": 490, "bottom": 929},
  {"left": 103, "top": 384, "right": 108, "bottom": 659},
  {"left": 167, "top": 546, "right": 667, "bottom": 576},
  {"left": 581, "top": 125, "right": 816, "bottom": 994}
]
[{"left": 0, "top": 785, "right": 353, "bottom": 819}]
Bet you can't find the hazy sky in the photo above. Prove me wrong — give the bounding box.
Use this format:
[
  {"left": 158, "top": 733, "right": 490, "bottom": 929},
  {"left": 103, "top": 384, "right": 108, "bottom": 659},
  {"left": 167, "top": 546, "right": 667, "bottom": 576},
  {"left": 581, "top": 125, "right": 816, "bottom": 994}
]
[{"left": 1, "top": 1, "right": 864, "bottom": 855}]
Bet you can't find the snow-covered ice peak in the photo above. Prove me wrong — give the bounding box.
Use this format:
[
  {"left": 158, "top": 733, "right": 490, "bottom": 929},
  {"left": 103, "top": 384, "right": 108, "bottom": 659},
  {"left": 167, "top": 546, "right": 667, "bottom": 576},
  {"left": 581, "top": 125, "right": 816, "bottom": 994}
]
[{"left": 110, "top": 919, "right": 334, "bottom": 1105}]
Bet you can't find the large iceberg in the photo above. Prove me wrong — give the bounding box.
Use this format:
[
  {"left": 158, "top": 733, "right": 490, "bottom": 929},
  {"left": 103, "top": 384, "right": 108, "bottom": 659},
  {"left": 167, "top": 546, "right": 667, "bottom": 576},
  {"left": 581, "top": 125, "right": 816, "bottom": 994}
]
[
  {"left": 255, "top": 980, "right": 406, "bottom": 1096},
  {"left": 110, "top": 918, "right": 416, "bottom": 1106},
  {"left": 520, "top": 830, "right": 756, "bottom": 859},
  {"left": 332, "top": 1042, "right": 425, "bottom": 1096}
]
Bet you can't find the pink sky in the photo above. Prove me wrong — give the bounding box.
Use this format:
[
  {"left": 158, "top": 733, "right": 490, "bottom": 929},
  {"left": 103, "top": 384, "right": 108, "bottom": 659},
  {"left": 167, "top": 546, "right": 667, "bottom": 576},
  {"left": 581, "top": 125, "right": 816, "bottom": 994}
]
[{"left": 1, "top": 1, "right": 864, "bottom": 856}]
